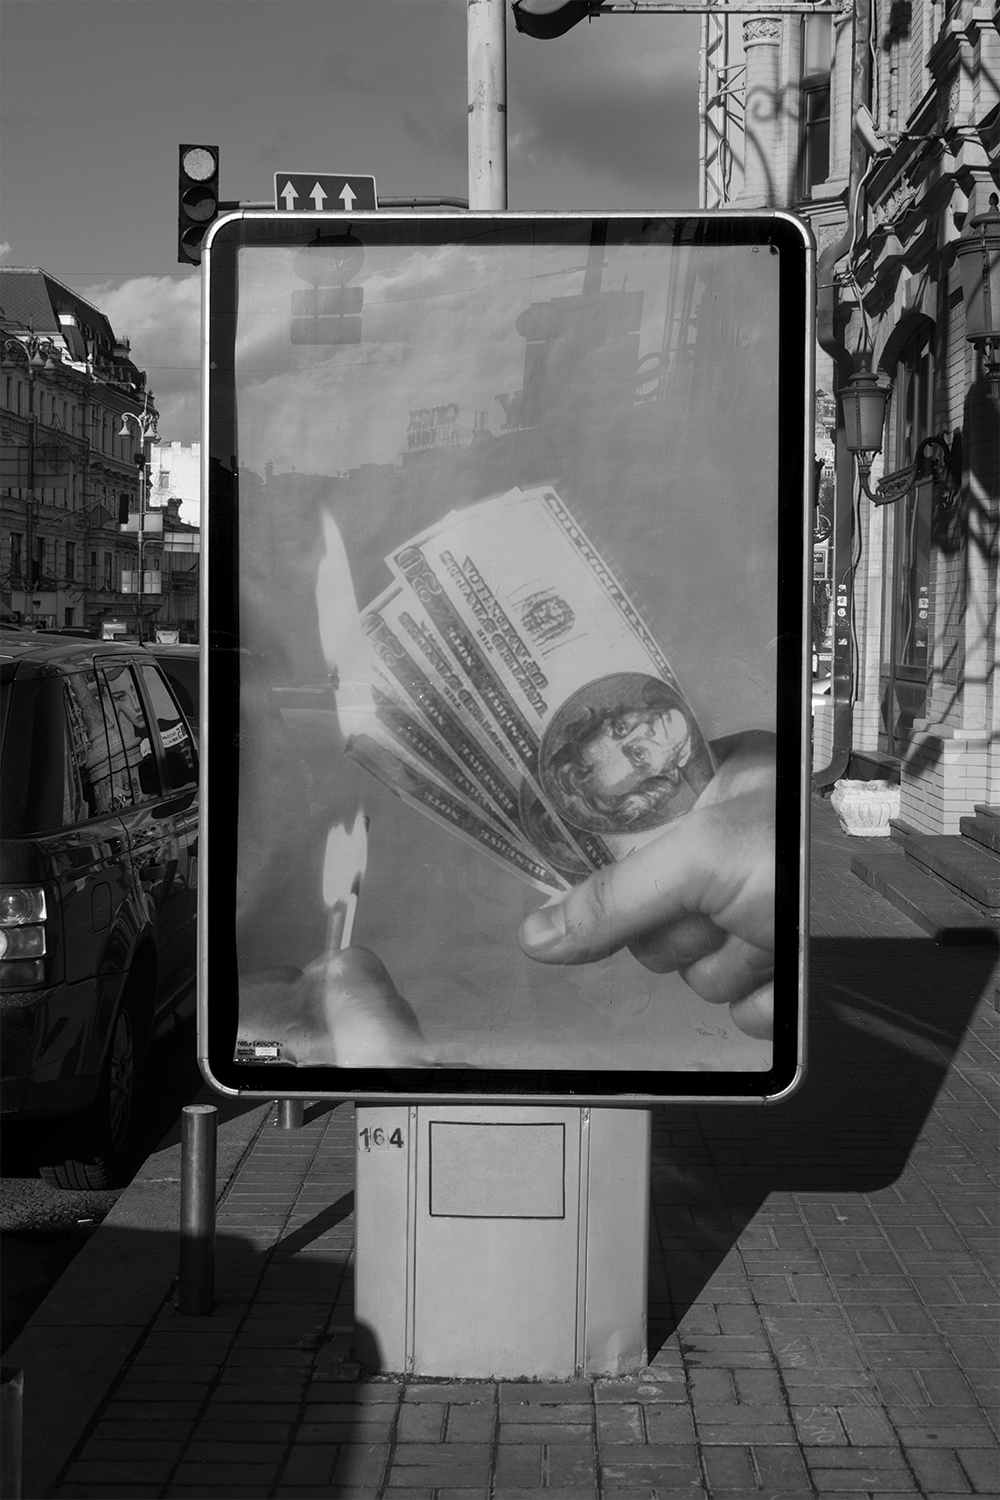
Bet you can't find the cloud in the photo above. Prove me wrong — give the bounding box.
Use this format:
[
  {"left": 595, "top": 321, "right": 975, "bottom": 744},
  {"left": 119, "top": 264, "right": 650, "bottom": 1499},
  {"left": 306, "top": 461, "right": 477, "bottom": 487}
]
[{"left": 72, "top": 274, "right": 202, "bottom": 444}]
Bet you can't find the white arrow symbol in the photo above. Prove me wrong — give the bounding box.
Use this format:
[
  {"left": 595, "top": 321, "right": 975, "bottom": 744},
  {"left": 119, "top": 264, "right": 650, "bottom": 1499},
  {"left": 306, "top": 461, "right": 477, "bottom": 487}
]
[
  {"left": 280, "top": 180, "right": 297, "bottom": 210},
  {"left": 339, "top": 183, "right": 357, "bottom": 211},
  {"left": 310, "top": 181, "right": 328, "bottom": 209}
]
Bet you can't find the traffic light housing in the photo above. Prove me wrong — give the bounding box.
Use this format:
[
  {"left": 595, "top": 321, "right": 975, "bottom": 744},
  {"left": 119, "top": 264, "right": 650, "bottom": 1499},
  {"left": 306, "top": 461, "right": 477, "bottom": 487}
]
[
  {"left": 178, "top": 144, "right": 220, "bottom": 264},
  {"left": 511, "top": 0, "right": 595, "bottom": 39}
]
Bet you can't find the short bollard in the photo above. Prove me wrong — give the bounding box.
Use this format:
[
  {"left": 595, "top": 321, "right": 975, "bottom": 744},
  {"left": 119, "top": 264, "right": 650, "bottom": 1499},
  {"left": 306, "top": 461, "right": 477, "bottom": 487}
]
[
  {"left": 1, "top": 1367, "right": 24, "bottom": 1500},
  {"left": 179, "top": 1104, "right": 217, "bottom": 1316},
  {"left": 277, "top": 1099, "right": 304, "bottom": 1129}
]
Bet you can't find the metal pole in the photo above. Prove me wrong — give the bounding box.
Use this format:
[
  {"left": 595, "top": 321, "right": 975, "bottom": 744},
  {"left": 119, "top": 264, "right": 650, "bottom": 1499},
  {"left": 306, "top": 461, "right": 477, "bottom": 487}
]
[
  {"left": 277, "top": 1099, "right": 304, "bottom": 1129},
  {"left": 179, "top": 1104, "right": 217, "bottom": 1315},
  {"left": 136, "top": 447, "right": 145, "bottom": 642},
  {"left": 468, "top": 0, "right": 508, "bottom": 210},
  {"left": 1, "top": 1367, "right": 23, "bottom": 1500}
]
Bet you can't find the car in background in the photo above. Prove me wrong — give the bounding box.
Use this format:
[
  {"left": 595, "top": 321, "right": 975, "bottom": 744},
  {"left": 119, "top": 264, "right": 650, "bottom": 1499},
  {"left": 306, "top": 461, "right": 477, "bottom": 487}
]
[
  {"left": 1, "top": 633, "right": 199, "bottom": 1188},
  {"left": 143, "top": 642, "right": 200, "bottom": 742}
]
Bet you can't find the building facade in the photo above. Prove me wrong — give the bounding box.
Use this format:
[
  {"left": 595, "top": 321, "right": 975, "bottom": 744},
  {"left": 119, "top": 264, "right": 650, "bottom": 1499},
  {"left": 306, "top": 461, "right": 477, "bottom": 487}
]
[
  {"left": 701, "top": 0, "right": 999, "bottom": 834},
  {"left": 147, "top": 441, "right": 201, "bottom": 642},
  {"left": 1, "top": 269, "right": 199, "bottom": 641}
]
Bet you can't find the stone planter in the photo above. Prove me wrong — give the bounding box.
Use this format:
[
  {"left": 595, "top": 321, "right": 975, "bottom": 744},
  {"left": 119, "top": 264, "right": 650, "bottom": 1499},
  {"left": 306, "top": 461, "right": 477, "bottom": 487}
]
[{"left": 830, "top": 778, "right": 900, "bottom": 837}]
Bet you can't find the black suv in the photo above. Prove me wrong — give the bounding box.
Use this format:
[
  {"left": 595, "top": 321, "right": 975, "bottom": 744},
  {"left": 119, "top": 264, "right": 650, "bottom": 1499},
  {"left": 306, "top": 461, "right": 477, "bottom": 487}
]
[{"left": 1, "top": 633, "right": 199, "bottom": 1187}]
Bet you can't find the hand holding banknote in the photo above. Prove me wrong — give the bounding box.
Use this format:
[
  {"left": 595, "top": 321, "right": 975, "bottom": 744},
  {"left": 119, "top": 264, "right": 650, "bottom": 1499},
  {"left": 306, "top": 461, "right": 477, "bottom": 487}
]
[{"left": 517, "top": 731, "right": 776, "bottom": 1039}]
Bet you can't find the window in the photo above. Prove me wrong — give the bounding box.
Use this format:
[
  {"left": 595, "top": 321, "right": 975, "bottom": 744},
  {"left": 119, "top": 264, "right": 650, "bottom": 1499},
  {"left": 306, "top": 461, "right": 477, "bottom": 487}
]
[
  {"left": 798, "top": 14, "right": 832, "bottom": 198},
  {"left": 63, "top": 671, "right": 118, "bottom": 819},
  {"left": 138, "top": 662, "right": 197, "bottom": 790},
  {"left": 10, "top": 533, "right": 23, "bottom": 580},
  {"left": 66, "top": 542, "right": 76, "bottom": 581},
  {"left": 89, "top": 550, "right": 98, "bottom": 589},
  {"left": 99, "top": 661, "right": 161, "bottom": 800}
]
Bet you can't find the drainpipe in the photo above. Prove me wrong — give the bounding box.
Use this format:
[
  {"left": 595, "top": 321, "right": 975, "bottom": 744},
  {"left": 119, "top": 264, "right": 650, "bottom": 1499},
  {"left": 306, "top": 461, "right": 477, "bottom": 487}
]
[{"left": 812, "top": 0, "right": 874, "bottom": 791}]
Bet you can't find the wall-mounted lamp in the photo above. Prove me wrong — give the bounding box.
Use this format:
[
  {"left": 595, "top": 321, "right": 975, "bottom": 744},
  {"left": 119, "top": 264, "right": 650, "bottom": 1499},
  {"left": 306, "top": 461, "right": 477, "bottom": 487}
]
[
  {"left": 875, "top": 432, "right": 962, "bottom": 509},
  {"left": 837, "top": 370, "right": 961, "bottom": 507},
  {"left": 954, "top": 193, "right": 1000, "bottom": 414},
  {"left": 837, "top": 370, "right": 891, "bottom": 501}
]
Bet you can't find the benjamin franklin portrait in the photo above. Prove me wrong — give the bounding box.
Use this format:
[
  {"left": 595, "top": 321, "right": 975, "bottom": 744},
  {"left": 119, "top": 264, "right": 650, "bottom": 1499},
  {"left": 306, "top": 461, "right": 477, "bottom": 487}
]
[{"left": 539, "top": 673, "right": 715, "bottom": 835}]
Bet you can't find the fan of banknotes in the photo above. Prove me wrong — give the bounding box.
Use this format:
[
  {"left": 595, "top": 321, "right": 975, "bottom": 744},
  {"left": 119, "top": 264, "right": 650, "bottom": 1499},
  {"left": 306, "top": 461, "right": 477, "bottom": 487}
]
[{"left": 345, "top": 485, "right": 717, "bottom": 894}]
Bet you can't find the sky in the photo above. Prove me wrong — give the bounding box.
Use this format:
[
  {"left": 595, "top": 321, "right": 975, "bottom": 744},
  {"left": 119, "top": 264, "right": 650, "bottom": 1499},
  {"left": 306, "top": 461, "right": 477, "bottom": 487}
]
[{"left": 0, "top": 0, "right": 701, "bottom": 452}]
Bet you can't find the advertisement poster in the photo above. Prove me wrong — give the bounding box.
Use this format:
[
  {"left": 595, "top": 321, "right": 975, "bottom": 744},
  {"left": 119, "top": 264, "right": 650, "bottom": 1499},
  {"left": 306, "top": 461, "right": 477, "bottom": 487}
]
[{"left": 204, "top": 214, "right": 809, "bottom": 1099}]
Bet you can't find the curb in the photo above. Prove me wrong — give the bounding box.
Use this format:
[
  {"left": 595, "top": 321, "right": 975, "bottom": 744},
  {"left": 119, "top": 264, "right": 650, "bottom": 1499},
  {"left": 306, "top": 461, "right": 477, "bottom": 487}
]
[{"left": 3, "top": 1090, "right": 274, "bottom": 1500}]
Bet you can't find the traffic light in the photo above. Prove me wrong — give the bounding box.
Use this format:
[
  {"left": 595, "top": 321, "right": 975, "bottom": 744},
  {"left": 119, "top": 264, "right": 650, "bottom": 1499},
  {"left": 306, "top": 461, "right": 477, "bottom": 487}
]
[
  {"left": 511, "top": 0, "right": 595, "bottom": 39},
  {"left": 178, "top": 144, "right": 220, "bottom": 264}
]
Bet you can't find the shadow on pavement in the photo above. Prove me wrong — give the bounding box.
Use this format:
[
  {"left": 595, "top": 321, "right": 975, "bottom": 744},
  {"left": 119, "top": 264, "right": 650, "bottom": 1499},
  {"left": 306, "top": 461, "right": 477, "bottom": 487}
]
[{"left": 647, "top": 933, "right": 999, "bottom": 1355}]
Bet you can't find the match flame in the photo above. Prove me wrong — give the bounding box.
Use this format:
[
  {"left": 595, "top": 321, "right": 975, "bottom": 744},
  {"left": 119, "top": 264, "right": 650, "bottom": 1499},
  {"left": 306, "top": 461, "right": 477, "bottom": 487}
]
[
  {"left": 315, "top": 509, "right": 377, "bottom": 745},
  {"left": 323, "top": 814, "right": 368, "bottom": 952}
]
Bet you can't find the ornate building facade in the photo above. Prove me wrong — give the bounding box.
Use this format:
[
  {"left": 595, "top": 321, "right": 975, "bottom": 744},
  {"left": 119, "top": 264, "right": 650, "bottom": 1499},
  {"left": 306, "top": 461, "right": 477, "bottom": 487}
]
[
  {"left": 701, "top": 0, "right": 999, "bottom": 835},
  {"left": 1, "top": 268, "right": 199, "bottom": 641}
]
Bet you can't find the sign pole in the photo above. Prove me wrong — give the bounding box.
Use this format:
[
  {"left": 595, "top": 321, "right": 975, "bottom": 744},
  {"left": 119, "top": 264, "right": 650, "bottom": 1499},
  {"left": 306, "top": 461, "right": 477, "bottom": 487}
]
[{"left": 467, "top": 0, "right": 508, "bottom": 210}]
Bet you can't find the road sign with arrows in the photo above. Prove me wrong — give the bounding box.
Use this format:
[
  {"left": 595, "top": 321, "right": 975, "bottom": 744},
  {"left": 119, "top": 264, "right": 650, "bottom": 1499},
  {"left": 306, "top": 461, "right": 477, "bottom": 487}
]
[{"left": 274, "top": 173, "right": 378, "bottom": 213}]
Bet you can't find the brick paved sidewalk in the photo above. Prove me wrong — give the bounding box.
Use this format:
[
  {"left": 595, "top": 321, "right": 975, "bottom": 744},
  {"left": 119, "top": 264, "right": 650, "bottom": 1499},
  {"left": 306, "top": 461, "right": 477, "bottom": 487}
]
[{"left": 32, "top": 798, "right": 1000, "bottom": 1498}]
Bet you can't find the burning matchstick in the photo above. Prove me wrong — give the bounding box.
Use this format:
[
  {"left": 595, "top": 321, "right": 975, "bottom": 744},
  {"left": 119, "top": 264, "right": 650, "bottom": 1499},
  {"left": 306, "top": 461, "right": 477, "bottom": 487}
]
[{"left": 323, "top": 815, "right": 369, "bottom": 954}]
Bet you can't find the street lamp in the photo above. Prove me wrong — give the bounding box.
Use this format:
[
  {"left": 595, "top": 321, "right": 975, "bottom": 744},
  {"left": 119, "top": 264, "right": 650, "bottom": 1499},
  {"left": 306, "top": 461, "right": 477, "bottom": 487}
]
[
  {"left": 118, "top": 399, "right": 160, "bottom": 641},
  {"left": 954, "top": 193, "right": 1000, "bottom": 414}
]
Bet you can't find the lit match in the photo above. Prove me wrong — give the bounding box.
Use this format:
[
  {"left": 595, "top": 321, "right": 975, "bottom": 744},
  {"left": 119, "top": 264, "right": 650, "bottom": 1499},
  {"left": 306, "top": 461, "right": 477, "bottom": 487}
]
[{"left": 323, "top": 814, "right": 369, "bottom": 953}]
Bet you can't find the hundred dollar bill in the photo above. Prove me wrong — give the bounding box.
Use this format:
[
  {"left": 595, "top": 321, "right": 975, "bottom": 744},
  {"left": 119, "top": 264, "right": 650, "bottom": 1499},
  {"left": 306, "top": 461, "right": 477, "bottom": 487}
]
[
  {"left": 371, "top": 584, "right": 522, "bottom": 783},
  {"left": 388, "top": 486, "right": 716, "bottom": 865},
  {"left": 362, "top": 682, "right": 528, "bottom": 845},
  {"left": 361, "top": 581, "right": 604, "bottom": 877},
  {"left": 347, "top": 725, "right": 567, "bottom": 894},
  {"left": 352, "top": 591, "right": 593, "bottom": 884},
  {"left": 360, "top": 589, "right": 528, "bottom": 837}
]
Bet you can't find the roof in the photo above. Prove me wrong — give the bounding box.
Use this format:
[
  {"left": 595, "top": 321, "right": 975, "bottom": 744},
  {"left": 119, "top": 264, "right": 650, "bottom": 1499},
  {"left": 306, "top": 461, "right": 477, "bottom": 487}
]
[
  {"left": 0, "top": 630, "right": 154, "bottom": 677},
  {"left": 0, "top": 267, "right": 126, "bottom": 369}
]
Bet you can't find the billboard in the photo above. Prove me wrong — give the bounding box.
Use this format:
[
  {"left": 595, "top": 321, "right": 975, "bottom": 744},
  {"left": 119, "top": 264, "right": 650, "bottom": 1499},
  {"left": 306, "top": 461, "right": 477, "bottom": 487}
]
[{"left": 200, "top": 212, "right": 811, "bottom": 1104}]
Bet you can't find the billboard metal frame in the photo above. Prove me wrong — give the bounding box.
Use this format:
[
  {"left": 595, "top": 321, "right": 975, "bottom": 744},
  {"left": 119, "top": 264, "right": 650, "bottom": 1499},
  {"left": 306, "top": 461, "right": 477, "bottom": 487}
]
[{"left": 198, "top": 209, "right": 813, "bottom": 1107}]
